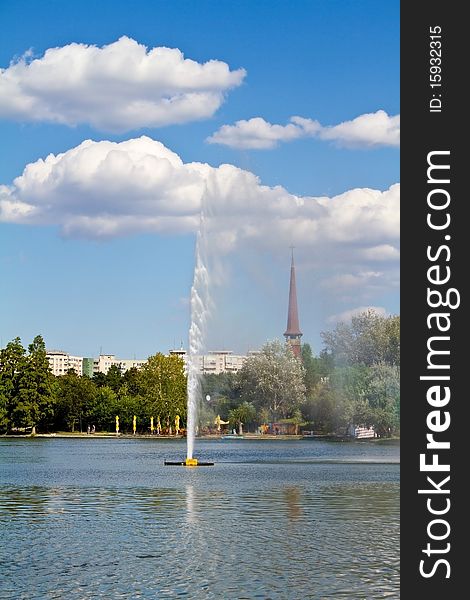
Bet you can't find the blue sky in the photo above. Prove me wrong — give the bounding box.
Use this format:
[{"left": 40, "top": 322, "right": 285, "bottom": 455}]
[{"left": 0, "top": 0, "right": 399, "bottom": 358}]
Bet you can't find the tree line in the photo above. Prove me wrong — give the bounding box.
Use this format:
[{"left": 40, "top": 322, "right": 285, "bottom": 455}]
[
  {"left": 200, "top": 310, "right": 400, "bottom": 437},
  {"left": 0, "top": 310, "right": 399, "bottom": 436},
  {"left": 0, "top": 337, "right": 187, "bottom": 434}
]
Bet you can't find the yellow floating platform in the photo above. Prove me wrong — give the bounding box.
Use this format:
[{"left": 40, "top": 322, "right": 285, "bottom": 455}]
[{"left": 164, "top": 458, "right": 214, "bottom": 466}]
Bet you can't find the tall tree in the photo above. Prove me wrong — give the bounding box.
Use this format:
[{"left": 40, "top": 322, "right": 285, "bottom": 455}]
[
  {"left": 13, "top": 335, "right": 55, "bottom": 434},
  {"left": 0, "top": 337, "right": 26, "bottom": 431},
  {"left": 237, "top": 340, "right": 306, "bottom": 421},
  {"left": 301, "top": 343, "right": 318, "bottom": 393}
]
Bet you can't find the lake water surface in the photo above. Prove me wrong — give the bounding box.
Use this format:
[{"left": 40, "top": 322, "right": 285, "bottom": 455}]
[{"left": 0, "top": 438, "right": 399, "bottom": 599}]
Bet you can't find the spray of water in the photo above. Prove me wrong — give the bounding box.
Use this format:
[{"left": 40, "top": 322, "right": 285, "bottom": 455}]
[{"left": 186, "top": 213, "right": 210, "bottom": 460}]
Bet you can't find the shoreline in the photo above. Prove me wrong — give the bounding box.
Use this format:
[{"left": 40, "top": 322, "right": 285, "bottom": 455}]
[{"left": 0, "top": 432, "right": 400, "bottom": 442}]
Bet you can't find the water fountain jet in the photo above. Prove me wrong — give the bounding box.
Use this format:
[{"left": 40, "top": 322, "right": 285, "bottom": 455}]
[{"left": 164, "top": 210, "right": 214, "bottom": 467}]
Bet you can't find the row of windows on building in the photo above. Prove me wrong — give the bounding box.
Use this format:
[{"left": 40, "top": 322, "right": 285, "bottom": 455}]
[{"left": 45, "top": 349, "right": 259, "bottom": 377}]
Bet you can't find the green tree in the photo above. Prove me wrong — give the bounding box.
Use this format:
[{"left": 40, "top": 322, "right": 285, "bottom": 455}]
[
  {"left": 301, "top": 343, "right": 333, "bottom": 393},
  {"left": 303, "top": 379, "right": 355, "bottom": 435},
  {"left": 115, "top": 384, "right": 142, "bottom": 432},
  {"left": 139, "top": 353, "right": 187, "bottom": 429},
  {"left": 365, "top": 363, "right": 400, "bottom": 436},
  {"left": 237, "top": 340, "right": 306, "bottom": 421},
  {"left": 56, "top": 370, "right": 96, "bottom": 432},
  {"left": 92, "top": 372, "right": 107, "bottom": 388},
  {"left": 201, "top": 372, "right": 241, "bottom": 402},
  {"left": 301, "top": 343, "right": 318, "bottom": 393},
  {"left": 321, "top": 310, "right": 400, "bottom": 367},
  {"left": 198, "top": 398, "right": 217, "bottom": 432},
  {"left": 317, "top": 349, "right": 335, "bottom": 378},
  {"left": 0, "top": 337, "right": 26, "bottom": 431},
  {"left": 229, "top": 401, "right": 256, "bottom": 433},
  {"left": 13, "top": 335, "right": 55, "bottom": 434},
  {"left": 279, "top": 408, "right": 306, "bottom": 435},
  {"left": 200, "top": 372, "right": 242, "bottom": 421},
  {"left": 122, "top": 367, "right": 143, "bottom": 396},
  {"left": 105, "top": 364, "right": 123, "bottom": 392},
  {"left": 323, "top": 363, "right": 400, "bottom": 436},
  {"left": 330, "top": 365, "right": 375, "bottom": 434},
  {"left": 91, "top": 386, "right": 118, "bottom": 431}
]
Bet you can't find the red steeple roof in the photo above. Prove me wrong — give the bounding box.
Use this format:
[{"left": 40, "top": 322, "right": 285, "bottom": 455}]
[{"left": 284, "top": 249, "right": 302, "bottom": 337}]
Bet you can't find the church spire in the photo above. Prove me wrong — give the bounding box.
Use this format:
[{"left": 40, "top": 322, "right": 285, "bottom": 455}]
[{"left": 284, "top": 248, "right": 302, "bottom": 358}]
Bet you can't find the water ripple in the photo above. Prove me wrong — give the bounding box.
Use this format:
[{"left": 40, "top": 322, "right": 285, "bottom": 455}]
[{"left": 0, "top": 438, "right": 399, "bottom": 599}]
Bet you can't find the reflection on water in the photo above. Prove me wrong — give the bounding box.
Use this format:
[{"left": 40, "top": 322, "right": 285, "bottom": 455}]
[
  {"left": 0, "top": 438, "right": 399, "bottom": 599},
  {"left": 186, "top": 484, "right": 195, "bottom": 524},
  {"left": 283, "top": 486, "right": 303, "bottom": 521}
]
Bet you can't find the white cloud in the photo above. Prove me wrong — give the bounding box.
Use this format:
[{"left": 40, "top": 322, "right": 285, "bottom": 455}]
[
  {"left": 358, "top": 244, "right": 400, "bottom": 261},
  {"left": 0, "top": 136, "right": 399, "bottom": 299},
  {"left": 0, "top": 37, "right": 246, "bottom": 132},
  {"left": 319, "top": 110, "right": 400, "bottom": 147},
  {"left": 206, "top": 116, "right": 319, "bottom": 149},
  {"left": 0, "top": 136, "right": 210, "bottom": 237},
  {"left": 327, "top": 306, "right": 388, "bottom": 324},
  {"left": 207, "top": 110, "right": 399, "bottom": 149},
  {"left": 321, "top": 271, "right": 384, "bottom": 291},
  {"left": 0, "top": 136, "right": 400, "bottom": 244}
]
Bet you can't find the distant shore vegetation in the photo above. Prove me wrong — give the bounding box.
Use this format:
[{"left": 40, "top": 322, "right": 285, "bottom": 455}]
[{"left": 0, "top": 311, "right": 399, "bottom": 437}]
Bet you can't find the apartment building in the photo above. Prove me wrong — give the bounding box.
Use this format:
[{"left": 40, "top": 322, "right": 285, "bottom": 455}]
[
  {"left": 46, "top": 350, "right": 83, "bottom": 376},
  {"left": 47, "top": 348, "right": 256, "bottom": 378},
  {"left": 169, "top": 349, "right": 255, "bottom": 374},
  {"left": 93, "top": 354, "right": 147, "bottom": 375}
]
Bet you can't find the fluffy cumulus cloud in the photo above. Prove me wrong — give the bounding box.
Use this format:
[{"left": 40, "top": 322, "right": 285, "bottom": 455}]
[
  {"left": 207, "top": 110, "right": 399, "bottom": 149},
  {"left": 319, "top": 111, "right": 400, "bottom": 147},
  {"left": 0, "top": 136, "right": 399, "bottom": 298},
  {"left": 0, "top": 37, "right": 246, "bottom": 132},
  {"left": 206, "top": 116, "right": 320, "bottom": 149},
  {"left": 0, "top": 137, "right": 210, "bottom": 237}
]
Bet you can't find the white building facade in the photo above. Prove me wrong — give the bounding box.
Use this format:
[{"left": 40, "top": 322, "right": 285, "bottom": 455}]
[
  {"left": 93, "top": 354, "right": 147, "bottom": 375},
  {"left": 169, "top": 349, "right": 254, "bottom": 375},
  {"left": 47, "top": 348, "right": 255, "bottom": 377},
  {"left": 46, "top": 350, "right": 83, "bottom": 376}
]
